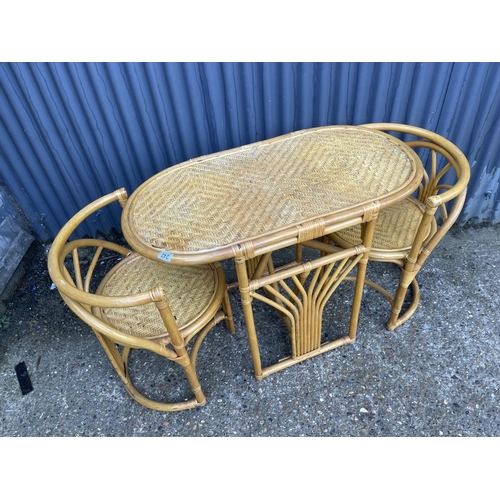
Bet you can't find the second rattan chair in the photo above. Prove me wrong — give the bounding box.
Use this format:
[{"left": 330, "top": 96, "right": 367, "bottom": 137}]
[
  {"left": 47, "top": 188, "right": 235, "bottom": 412},
  {"left": 326, "top": 123, "right": 470, "bottom": 330}
]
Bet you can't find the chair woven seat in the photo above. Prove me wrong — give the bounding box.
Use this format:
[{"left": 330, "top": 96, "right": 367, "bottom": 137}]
[
  {"left": 332, "top": 197, "right": 431, "bottom": 252},
  {"left": 97, "top": 255, "right": 217, "bottom": 341}
]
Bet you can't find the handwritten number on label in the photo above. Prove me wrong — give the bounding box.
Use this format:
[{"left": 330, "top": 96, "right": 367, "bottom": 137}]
[{"left": 157, "top": 251, "right": 173, "bottom": 262}]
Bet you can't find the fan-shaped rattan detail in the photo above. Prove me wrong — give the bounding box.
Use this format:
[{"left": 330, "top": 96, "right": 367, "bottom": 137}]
[{"left": 47, "top": 188, "right": 235, "bottom": 412}]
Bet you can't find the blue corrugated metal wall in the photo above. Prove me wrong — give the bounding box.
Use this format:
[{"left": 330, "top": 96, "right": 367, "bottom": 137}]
[{"left": 1, "top": 62, "right": 499, "bottom": 241}]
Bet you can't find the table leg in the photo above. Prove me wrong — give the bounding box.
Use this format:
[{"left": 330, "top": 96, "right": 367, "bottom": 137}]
[
  {"left": 347, "top": 217, "right": 377, "bottom": 340},
  {"left": 234, "top": 255, "right": 264, "bottom": 379},
  {"left": 236, "top": 246, "right": 367, "bottom": 379}
]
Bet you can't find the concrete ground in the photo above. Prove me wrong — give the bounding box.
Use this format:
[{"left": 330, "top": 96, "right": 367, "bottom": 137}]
[{"left": 1, "top": 223, "right": 499, "bottom": 438}]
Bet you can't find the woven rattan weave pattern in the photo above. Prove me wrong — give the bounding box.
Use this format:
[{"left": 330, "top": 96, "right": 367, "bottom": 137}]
[
  {"left": 332, "top": 197, "right": 431, "bottom": 251},
  {"left": 97, "top": 255, "right": 216, "bottom": 340},
  {"left": 125, "top": 127, "right": 417, "bottom": 254}
]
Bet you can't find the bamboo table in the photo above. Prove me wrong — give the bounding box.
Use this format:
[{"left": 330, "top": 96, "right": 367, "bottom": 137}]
[{"left": 121, "top": 125, "right": 423, "bottom": 379}]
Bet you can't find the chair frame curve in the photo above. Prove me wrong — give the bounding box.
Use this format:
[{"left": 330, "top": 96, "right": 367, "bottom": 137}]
[
  {"left": 331, "top": 123, "right": 471, "bottom": 330},
  {"left": 48, "top": 188, "right": 235, "bottom": 412}
]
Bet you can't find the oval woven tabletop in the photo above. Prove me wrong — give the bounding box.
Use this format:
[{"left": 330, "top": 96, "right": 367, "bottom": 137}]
[{"left": 124, "top": 126, "right": 419, "bottom": 254}]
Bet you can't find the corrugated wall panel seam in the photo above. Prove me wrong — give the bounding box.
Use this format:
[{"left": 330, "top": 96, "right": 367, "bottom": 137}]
[{"left": 1, "top": 62, "right": 499, "bottom": 241}]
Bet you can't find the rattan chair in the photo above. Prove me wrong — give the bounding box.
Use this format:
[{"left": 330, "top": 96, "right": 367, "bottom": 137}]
[
  {"left": 47, "top": 188, "right": 235, "bottom": 412},
  {"left": 326, "top": 123, "right": 470, "bottom": 330}
]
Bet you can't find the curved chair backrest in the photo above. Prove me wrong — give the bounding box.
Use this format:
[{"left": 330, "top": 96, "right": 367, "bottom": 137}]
[
  {"left": 47, "top": 188, "right": 178, "bottom": 356},
  {"left": 361, "top": 123, "right": 470, "bottom": 202},
  {"left": 360, "top": 123, "right": 471, "bottom": 261},
  {"left": 50, "top": 189, "right": 152, "bottom": 305}
]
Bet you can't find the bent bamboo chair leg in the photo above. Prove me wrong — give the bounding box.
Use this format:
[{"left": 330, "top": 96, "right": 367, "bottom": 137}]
[
  {"left": 387, "top": 276, "right": 421, "bottom": 330},
  {"left": 155, "top": 297, "right": 207, "bottom": 408},
  {"left": 341, "top": 259, "right": 421, "bottom": 331},
  {"left": 386, "top": 198, "right": 437, "bottom": 329},
  {"left": 122, "top": 347, "right": 204, "bottom": 412},
  {"left": 93, "top": 329, "right": 203, "bottom": 412},
  {"left": 222, "top": 289, "right": 236, "bottom": 334},
  {"left": 387, "top": 268, "right": 419, "bottom": 331}
]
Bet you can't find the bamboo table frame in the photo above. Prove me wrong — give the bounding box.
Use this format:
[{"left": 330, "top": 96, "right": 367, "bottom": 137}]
[{"left": 121, "top": 126, "right": 424, "bottom": 379}]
